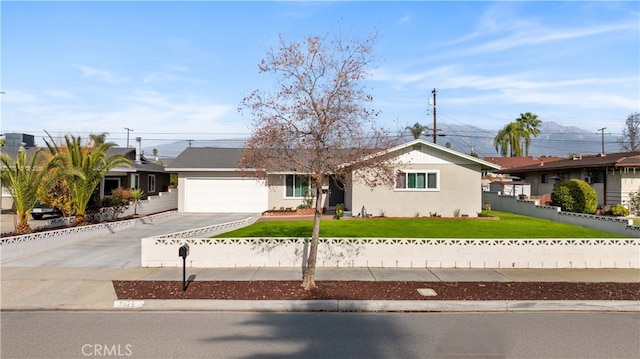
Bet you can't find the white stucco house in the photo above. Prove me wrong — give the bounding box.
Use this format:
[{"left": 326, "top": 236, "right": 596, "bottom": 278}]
[{"left": 165, "top": 139, "right": 500, "bottom": 217}]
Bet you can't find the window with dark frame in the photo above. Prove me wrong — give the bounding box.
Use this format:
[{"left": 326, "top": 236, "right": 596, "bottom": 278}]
[
  {"left": 285, "top": 174, "right": 310, "bottom": 198},
  {"left": 148, "top": 174, "right": 156, "bottom": 193},
  {"left": 395, "top": 170, "right": 438, "bottom": 190}
]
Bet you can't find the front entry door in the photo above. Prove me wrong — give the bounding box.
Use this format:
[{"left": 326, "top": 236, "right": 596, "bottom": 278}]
[{"left": 328, "top": 175, "right": 345, "bottom": 207}]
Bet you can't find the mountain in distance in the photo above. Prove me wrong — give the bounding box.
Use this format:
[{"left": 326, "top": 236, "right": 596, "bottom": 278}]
[
  {"left": 142, "top": 138, "right": 247, "bottom": 160},
  {"left": 427, "top": 121, "right": 620, "bottom": 158},
  {"left": 143, "top": 122, "right": 622, "bottom": 161}
]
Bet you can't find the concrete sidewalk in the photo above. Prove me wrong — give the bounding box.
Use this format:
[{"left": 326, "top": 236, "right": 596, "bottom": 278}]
[{"left": 2, "top": 266, "right": 639, "bottom": 312}]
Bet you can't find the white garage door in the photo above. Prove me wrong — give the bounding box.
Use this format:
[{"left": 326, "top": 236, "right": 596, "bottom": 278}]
[{"left": 184, "top": 177, "right": 268, "bottom": 213}]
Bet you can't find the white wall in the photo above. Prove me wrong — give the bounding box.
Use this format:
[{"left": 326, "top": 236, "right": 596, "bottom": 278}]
[
  {"left": 482, "top": 192, "right": 640, "bottom": 237},
  {"left": 351, "top": 164, "right": 482, "bottom": 217},
  {"left": 141, "top": 237, "right": 640, "bottom": 269},
  {"left": 121, "top": 188, "right": 178, "bottom": 217}
]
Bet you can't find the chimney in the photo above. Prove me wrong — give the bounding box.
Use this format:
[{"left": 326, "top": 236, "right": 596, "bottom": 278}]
[{"left": 135, "top": 137, "right": 142, "bottom": 163}]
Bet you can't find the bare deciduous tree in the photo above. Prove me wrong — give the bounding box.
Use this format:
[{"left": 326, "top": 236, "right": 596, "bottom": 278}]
[
  {"left": 618, "top": 112, "right": 640, "bottom": 152},
  {"left": 240, "top": 31, "right": 399, "bottom": 290}
]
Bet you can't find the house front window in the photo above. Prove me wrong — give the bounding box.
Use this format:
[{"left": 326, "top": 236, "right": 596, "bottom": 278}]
[
  {"left": 103, "top": 178, "right": 120, "bottom": 196},
  {"left": 148, "top": 174, "right": 156, "bottom": 193},
  {"left": 285, "top": 174, "right": 310, "bottom": 198},
  {"left": 131, "top": 174, "right": 140, "bottom": 189},
  {"left": 395, "top": 170, "right": 439, "bottom": 190}
]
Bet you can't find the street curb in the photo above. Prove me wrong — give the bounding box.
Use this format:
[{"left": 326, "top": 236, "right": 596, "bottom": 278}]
[{"left": 113, "top": 300, "right": 640, "bottom": 312}]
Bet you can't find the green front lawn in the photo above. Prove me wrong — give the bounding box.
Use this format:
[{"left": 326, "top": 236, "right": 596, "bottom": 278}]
[{"left": 215, "top": 211, "right": 628, "bottom": 238}]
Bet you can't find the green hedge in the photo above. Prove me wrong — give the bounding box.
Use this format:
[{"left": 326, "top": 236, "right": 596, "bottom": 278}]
[{"left": 551, "top": 179, "right": 597, "bottom": 214}]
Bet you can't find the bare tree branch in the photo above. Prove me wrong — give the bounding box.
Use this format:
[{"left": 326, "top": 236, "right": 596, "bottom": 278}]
[{"left": 239, "top": 30, "right": 398, "bottom": 290}]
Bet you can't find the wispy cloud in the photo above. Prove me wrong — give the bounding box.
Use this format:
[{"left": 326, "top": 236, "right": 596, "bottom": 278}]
[
  {"left": 458, "top": 22, "right": 637, "bottom": 57},
  {"left": 437, "top": 2, "right": 638, "bottom": 58},
  {"left": 73, "top": 64, "right": 129, "bottom": 84},
  {"left": 44, "top": 89, "right": 75, "bottom": 100},
  {"left": 3, "top": 88, "right": 244, "bottom": 147},
  {"left": 0, "top": 89, "right": 38, "bottom": 104},
  {"left": 142, "top": 65, "right": 202, "bottom": 84},
  {"left": 398, "top": 15, "right": 411, "bottom": 25}
]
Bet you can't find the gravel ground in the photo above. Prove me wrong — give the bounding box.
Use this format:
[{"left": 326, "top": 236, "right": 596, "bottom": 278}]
[{"left": 113, "top": 280, "right": 640, "bottom": 301}]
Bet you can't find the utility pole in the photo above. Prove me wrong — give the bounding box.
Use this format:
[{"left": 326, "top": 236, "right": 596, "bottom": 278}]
[
  {"left": 597, "top": 127, "right": 607, "bottom": 155},
  {"left": 124, "top": 127, "right": 133, "bottom": 148},
  {"left": 431, "top": 88, "right": 437, "bottom": 144}
]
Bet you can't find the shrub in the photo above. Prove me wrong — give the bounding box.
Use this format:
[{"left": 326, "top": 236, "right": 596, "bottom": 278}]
[
  {"left": 101, "top": 187, "right": 132, "bottom": 220},
  {"left": 628, "top": 188, "right": 640, "bottom": 215},
  {"left": 608, "top": 204, "right": 630, "bottom": 217},
  {"left": 550, "top": 179, "right": 597, "bottom": 214},
  {"left": 334, "top": 203, "right": 345, "bottom": 220}
]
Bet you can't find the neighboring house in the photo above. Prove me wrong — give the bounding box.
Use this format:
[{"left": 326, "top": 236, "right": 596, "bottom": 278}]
[
  {"left": 496, "top": 151, "right": 640, "bottom": 207},
  {"left": 102, "top": 148, "right": 172, "bottom": 199},
  {"left": 0, "top": 133, "right": 171, "bottom": 208},
  {"left": 166, "top": 139, "right": 500, "bottom": 217},
  {"left": 482, "top": 156, "right": 562, "bottom": 172}
]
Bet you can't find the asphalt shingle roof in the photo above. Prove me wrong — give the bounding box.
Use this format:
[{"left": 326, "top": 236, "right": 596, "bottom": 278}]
[
  {"left": 483, "top": 156, "right": 562, "bottom": 169},
  {"left": 499, "top": 151, "right": 640, "bottom": 174},
  {"left": 167, "top": 148, "right": 243, "bottom": 169}
]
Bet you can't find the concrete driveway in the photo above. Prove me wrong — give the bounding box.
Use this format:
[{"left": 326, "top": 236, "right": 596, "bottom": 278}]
[
  {"left": 1, "top": 213, "right": 257, "bottom": 268},
  {"left": 0, "top": 210, "right": 51, "bottom": 234}
]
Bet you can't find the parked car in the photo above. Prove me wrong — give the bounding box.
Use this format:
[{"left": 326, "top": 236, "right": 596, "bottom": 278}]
[{"left": 31, "top": 202, "right": 63, "bottom": 220}]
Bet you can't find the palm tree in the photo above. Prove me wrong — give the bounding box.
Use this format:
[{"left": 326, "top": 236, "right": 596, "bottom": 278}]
[
  {"left": 493, "top": 122, "right": 523, "bottom": 157},
  {"left": 89, "top": 132, "right": 110, "bottom": 147},
  {"left": 0, "top": 147, "right": 60, "bottom": 234},
  {"left": 405, "top": 122, "right": 429, "bottom": 139},
  {"left": 516, "top": 112, "right": 541, "bottom": 156},
  {"left": 45, "top": 134, "right": 131, "bottom": 226},
  {"left": 130, "top": 188, "right": 144, "bottom": 215}
]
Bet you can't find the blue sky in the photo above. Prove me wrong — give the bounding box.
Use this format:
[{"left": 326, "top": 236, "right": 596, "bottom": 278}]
[{"left": 2, "top": 1, "right": 639, "bottom": 150}]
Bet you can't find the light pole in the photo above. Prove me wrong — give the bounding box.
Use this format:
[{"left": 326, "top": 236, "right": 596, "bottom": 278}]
[
  {"left": 431, "top": 88, "right": 437, "bottom": 144},
  {"left": 124, "top": 127, "right": 133, "bottom": 148}
]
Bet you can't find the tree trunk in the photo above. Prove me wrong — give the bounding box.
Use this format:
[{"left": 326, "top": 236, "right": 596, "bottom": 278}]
[
  {"left": 301, "top": 186, "right": 323, "bottom": 290},
  {"left": 14, "top": 211, "right": 32, "bottom": 234},
  {"left": 71, "top": 214, "right": 88, "bottom": 227},
  {"left": 14, "top": 222, "right": 32, "bottom": 235}
]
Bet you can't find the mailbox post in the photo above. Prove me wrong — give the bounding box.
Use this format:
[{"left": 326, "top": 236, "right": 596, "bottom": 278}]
[{"left": 178, "top": 243, "right": 190, "bottom": 292}]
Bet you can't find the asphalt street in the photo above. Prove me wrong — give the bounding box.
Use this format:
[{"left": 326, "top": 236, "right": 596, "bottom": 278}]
[{"left": 2, "top": 311, "right": 639, "bottom": 359}]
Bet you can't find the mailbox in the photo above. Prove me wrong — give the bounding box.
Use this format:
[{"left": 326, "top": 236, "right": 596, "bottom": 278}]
[
  {"left": 178, "top": 243, "right": 190, "bottom": 292},
  {"left": 178, "top": 244, "right": 190, "bottom": 258}
]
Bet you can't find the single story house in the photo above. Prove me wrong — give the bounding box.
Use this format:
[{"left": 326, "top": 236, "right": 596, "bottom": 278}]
[
  {"left": 496, "top": 151, "right": 640, "bottom": 207},
  {"left": 482, "top": 156, "right": 562, "bottom": 172},
  {"left": 166, "top": 139, "right": 500, "bottom": 217},
  {"left": 102, "top": 148, "right": 172, "bottom": 199}
]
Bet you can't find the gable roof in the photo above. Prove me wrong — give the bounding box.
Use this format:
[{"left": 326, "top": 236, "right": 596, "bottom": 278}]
[
  {"left": 167, "top": 139, "right": 502, "bottom": 172},
  {"left": 166, "top": 147, "right": 244, "bottom": 171},
  {"left": 483, "top": 156, "right": 562, "bottom": 170},
  {"left": 499, "top": 151, "right": 640, "bottom": 174},
  {"left": 106, "top": 147, "right": 167, "bottom": 173},
  {"left": 374, "top": 139, "right": 501, "bottom": 170}
]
